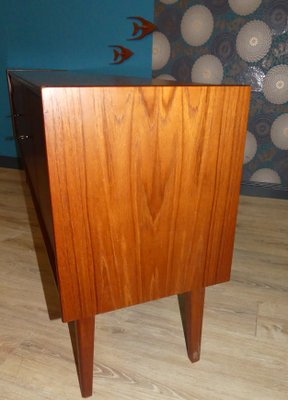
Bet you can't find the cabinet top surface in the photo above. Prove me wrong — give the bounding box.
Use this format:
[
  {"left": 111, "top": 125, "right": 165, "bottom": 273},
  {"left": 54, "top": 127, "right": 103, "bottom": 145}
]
[{"left": 8, "top": 69, "right": 250, "bottom": 92}]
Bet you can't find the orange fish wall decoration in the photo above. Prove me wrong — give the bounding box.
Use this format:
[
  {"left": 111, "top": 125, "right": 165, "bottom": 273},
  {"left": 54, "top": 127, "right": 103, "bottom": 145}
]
[
  {"left": 127, "top": 16, "right": 157, "bottom": 40},
  {"left": 109, "top": 45, "right": 134, "bottom": 64}
]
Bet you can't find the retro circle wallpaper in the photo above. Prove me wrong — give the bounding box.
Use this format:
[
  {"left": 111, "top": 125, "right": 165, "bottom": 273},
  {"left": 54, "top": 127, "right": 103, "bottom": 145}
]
[{"left": 153, "top": 0, "right": 288, "bottom": 187}]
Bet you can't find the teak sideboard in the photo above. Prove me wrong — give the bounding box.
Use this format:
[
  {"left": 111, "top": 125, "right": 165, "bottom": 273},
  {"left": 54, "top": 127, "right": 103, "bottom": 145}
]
[{"left": 7, "top": 70, "right": 250, "bottom": 397}]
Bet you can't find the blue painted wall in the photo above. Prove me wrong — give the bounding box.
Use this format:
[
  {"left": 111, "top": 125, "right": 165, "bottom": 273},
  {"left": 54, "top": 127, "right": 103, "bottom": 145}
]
[{"left": 0, "top": 0, "right": 154, "bottom": 157}]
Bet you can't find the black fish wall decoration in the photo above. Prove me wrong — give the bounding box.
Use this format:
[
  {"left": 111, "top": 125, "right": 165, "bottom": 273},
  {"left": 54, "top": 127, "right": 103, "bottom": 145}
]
[
  {"left": 127, "top": 16, "right": 157, "bottom": 40},
  {"left": 109, "top": 45, "right": 134, "bottom": 64}
]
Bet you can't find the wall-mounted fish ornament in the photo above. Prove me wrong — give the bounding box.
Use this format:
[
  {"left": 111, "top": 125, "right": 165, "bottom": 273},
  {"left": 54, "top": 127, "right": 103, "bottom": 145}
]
[
  {"left": 127, "top": 16, "right": 157, "bottom": 40},
  {"left": 109, "top": 45, "right": 134, "bottom": 64}
]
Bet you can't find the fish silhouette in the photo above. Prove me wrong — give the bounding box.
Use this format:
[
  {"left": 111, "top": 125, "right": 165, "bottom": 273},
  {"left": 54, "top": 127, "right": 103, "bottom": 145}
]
[
  {"left": 109, "top": 45, "right": 134, "bottom": 65},
  {"left": 127, "top": 16, "right": 157, "bottom": 40}
]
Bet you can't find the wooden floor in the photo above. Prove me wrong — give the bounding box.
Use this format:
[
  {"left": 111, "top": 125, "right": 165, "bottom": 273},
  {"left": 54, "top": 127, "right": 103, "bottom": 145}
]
[{"left": 0, "top": 167, "right": 287, "bottom": 400}]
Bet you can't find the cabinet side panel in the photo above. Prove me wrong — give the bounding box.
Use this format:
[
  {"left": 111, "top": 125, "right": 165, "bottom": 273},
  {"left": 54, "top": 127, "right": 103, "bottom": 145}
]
[{"left": 42, "top": 86, "right": 250, "bottom": 321}]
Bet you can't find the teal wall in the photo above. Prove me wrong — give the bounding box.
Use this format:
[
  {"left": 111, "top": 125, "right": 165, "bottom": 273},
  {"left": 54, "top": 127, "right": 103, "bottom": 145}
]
[{"left": 0, "top": 0, "right": 154, "bottom": 157}]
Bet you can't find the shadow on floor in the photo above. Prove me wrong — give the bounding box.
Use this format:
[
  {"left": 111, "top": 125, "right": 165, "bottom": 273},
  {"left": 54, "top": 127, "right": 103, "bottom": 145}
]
[{"left": 20, "top": 174, "right": 62, "bottom": 320}]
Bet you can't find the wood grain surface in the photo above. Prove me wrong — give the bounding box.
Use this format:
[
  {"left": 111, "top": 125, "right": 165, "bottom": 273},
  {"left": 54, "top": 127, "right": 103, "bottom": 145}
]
[{"left": 41, "top": 85, "right": 250, "bottom": 321}]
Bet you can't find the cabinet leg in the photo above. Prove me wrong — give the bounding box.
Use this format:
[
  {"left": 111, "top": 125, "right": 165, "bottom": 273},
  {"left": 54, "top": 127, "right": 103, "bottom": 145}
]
[
  {"left": 74, "top": 316, "right": 95, "bottom": 398},
  {"left": 181, "top": 288, "right": 205, "bottom": 363}
]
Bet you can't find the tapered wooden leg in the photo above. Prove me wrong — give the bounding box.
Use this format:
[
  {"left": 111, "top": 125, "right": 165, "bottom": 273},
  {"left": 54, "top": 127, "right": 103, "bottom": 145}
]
[
  {"left": 74, "top": 316, "right": 95, "bottom": 398},
  {"left": 181, "top": 288, "right": 205, "bottom": 363}
]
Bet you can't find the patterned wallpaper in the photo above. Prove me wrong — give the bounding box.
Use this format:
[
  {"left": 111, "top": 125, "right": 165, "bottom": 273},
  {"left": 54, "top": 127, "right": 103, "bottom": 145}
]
[{"left": 152, "top": 0, "right": 288, "bottom": 188}]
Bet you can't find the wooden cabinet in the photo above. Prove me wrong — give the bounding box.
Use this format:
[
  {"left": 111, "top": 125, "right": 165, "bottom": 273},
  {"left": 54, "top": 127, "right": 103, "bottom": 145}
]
[{"left": 8, "top": 70, "right": 250, "bottom": 397}]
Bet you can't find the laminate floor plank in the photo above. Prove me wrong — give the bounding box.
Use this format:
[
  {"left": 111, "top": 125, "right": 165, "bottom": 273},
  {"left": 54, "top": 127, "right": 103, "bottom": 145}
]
[{"left": 0, "top": 168, "right": 287, "bottom": 399}]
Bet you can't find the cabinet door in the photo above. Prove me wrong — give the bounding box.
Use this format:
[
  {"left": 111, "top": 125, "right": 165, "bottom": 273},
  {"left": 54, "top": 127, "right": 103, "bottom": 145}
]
[{"left": 10, "top": 78, "right": 56, "bottom": 274}]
